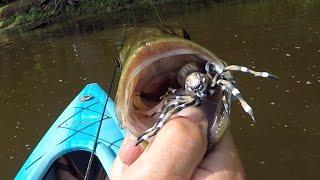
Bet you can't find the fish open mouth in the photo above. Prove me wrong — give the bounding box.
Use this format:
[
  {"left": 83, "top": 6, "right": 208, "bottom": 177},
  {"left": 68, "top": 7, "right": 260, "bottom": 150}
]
[
  {"left": 129, "top": 54, "right": 225, "bottom": 139},
  {"left": 116, "top": 38, "right": 230, "bottom": 147},
  {"left": 117, "top": 26, "right": 275, "bottom": 149},
  {"left": 133, "top": 55, "right": 198, "bottom": 111}
]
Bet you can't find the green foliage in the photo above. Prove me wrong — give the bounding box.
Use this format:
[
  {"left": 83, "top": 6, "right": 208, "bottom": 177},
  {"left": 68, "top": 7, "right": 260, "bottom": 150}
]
[
  {"left": 2, "top": 12, "right": 15, "bottom": 26},
  {"left": 1, "top": 4, "right": 57, "bottom": 28},
  {"left": 0, "top": 0, "right": 204, "bottom": 29},
  {"left": 15, "top": 7, "right": 41, "bottom": 24},
  {"left": 0, "top": 0, "right": 316, "bottom": 30}
]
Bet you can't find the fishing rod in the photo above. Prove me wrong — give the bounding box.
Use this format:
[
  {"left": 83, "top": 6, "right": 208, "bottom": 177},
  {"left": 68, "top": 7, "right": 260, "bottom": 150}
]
[
  {"left": 84, "top": 1, "right": 160, "bottom": 177},
  {"left": 84, "top": 24, "right": 128, "bottom": 180}
]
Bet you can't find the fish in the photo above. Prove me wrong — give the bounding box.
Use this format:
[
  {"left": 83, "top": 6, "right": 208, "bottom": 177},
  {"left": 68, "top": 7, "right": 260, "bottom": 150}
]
[{"left": 115, "top": 26, "right": 277, "bottom": 151}]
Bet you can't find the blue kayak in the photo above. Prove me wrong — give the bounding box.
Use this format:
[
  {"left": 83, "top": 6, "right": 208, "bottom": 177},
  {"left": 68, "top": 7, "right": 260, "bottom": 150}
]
[{"left": 15, "top": 83, "right": 125, "bottom": 179}]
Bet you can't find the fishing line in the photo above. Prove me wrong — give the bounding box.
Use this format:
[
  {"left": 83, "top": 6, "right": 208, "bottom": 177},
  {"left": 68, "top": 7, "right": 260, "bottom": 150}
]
[
  {"left": 84, "top": 24, "right": 128, "bottom": 180},
  {"left": 83, "top": 60, "right": 118, "bottom": 180},
  {"left": 85, "top": 1, "right": 161, "bottom": 176},
  {"left": 151, "top": 0, "right": 164, "bottom": 24}
]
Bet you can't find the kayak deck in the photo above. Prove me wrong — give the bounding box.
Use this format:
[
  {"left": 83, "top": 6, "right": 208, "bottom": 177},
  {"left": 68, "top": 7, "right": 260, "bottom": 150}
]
[{"left": 15, "top": 83, "right": 125, "bottom": 179}]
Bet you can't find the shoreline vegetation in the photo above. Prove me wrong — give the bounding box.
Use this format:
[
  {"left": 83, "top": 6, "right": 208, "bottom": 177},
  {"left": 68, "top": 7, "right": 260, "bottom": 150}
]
[
  {"left": 0, "top": 0, "right": 313, "bottom": 33},
  {"left": 0, "top": 0, "right": 223, "bottom": 32}
]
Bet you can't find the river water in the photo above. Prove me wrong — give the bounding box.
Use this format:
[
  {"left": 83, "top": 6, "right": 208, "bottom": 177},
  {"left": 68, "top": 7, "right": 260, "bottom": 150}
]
[{"left": 1, "top": 0, "right": 319, "bottom": 179}]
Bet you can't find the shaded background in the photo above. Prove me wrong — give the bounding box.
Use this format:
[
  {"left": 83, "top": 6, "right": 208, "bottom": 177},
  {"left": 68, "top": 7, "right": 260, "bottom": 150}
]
[{"left": 1, "top": 0, "right": 319, "bottom": 179}]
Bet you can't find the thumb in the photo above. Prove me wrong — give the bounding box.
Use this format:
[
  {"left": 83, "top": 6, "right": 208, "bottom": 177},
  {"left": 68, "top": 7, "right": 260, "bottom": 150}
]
[{"left": 125, "top": 107, "right": 208, "bottom": 180}]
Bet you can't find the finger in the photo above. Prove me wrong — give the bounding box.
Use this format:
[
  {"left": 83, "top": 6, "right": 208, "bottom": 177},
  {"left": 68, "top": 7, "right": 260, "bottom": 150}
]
[
  {"left": 192, "top": 131, "right": 245, "bottom": 180},
  {"left": 110, "top": 156, "right": 129, "bottom": 180},
  {"left": 110, "top": 134, "right": 144, "bottom": 180},
  {"left": 119, "top": 134, "right": 144, "bottom": 165},
  {"left": 125, "top": 107, "right": 208, "bottom": 180}
]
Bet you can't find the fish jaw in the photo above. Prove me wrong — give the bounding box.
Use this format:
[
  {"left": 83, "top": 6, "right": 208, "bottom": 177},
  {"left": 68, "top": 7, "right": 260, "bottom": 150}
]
[{"left": 116, "top": 35, "right": 231, "bottom": 148}]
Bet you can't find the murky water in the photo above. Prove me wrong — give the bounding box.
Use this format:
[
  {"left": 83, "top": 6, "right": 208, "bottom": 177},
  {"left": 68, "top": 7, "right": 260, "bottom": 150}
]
[{"left": 1, "top": 0, "right": 319, "bottom": 179}]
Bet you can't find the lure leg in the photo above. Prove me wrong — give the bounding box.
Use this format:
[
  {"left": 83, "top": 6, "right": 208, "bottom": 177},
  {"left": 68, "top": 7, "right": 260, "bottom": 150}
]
[
  {"left": 158, "top": 94, "right": 195, "bottom": 114},
  {"left": 136, "top": 96, "right": 186, "bottom": 139},
  {"left": 136, "top": 96, "right": 196, "bottom": 145},
  {"left": 136, "top": 97, "right": 194, "bottom": 145},
  {"left": 217, "top": 79, "right": 255, "bottom": 123},
  {"left": 223, "top": 65, "right": 278, "bottom": 80},
  {"left": 138, "top": 89, "right": 187, "bottom": 117},
  {"left": 140, "top": 94, "right": 176, "bottom": 117},
  {"left": 222, "top": 94, "right": 230, "bottom": 116}
]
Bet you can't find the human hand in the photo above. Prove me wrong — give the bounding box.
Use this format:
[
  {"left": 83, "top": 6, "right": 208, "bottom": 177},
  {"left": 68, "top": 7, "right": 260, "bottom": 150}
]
[{"left": 110, "top": 107, "right": 245, "bottom": 180}]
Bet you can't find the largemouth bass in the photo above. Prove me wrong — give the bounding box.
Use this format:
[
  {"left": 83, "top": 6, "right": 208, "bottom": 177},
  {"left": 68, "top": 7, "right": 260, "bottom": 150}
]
[{"left": 115, "top": 26, "right": 276, "bottom": 151}]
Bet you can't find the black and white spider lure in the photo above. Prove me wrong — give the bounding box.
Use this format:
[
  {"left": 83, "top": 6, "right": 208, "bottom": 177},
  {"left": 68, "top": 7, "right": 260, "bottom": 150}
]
[{"left": 136, "top": 62, "right": 278, "bottom": 146}]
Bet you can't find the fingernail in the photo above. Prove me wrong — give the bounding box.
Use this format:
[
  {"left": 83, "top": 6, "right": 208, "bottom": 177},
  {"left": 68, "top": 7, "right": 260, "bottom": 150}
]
[{"left": 119, "top": 133, "right": 144, "bottom": 165}]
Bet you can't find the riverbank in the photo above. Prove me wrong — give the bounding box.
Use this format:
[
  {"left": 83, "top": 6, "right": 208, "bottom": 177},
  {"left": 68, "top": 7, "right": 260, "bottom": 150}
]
[{"left": 0, "top": 0, "right": 217, "bottom": 32}]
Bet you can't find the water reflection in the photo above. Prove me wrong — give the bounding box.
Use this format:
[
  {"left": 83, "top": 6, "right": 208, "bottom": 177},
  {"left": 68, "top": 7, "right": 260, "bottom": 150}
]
[{"left": 0, "top": 0, "right": 319, "bottom": 179}]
